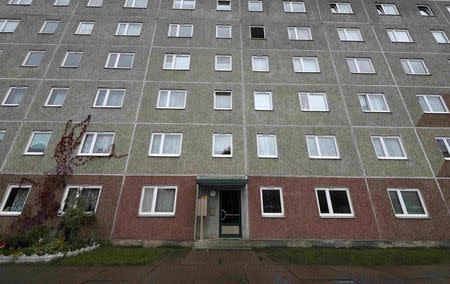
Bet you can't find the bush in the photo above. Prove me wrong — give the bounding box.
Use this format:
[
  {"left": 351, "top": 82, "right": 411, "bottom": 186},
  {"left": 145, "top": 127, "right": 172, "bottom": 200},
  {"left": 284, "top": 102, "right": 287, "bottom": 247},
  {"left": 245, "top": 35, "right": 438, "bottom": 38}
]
[{"left": 59, "top": 203, "right": 93, "bottom": 243}]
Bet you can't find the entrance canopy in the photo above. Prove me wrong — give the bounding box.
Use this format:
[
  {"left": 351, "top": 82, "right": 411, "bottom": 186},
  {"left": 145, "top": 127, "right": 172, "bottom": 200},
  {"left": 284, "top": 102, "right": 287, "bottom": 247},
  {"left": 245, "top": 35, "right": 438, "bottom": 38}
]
[{"left": 196, "top": 176, "right": 247, "bottom": 187}]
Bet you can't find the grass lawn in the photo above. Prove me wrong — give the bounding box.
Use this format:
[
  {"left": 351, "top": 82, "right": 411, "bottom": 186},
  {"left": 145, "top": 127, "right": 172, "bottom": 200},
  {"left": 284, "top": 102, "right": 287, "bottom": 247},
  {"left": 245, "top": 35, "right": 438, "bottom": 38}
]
[
  {"left": 53, "top": 246, "right": 190, "bottom": 266},
  {"left": 259, "top": 247, "right": 450, "bottom": 266}
]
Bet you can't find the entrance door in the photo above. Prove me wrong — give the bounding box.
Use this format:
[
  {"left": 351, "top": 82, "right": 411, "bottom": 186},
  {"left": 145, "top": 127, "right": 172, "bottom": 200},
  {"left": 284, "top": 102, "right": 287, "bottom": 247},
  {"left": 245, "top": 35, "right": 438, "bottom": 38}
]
[{"left": 219, "top": 190, "right": 241, "bottom": 238}]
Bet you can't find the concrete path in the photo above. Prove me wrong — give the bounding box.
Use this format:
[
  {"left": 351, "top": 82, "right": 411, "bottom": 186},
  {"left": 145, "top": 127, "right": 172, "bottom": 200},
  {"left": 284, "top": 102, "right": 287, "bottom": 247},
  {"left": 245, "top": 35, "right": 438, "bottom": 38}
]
[{"left": 0, "top": 250, "right": 449, "bottom": 283}]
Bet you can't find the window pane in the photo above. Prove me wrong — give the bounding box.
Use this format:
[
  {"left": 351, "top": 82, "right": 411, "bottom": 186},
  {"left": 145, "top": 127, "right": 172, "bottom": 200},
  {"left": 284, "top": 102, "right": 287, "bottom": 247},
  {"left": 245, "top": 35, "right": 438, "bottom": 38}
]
[
  {"left": 81, "top": 134, "right": 94, "bottom": 153},
  {"left": 302, "top": 59, "right": 318, "bottom": 72},
  {"left": 428, "top": 97, "right": 446, "bottom": 112},
  {"left": 117, "top": 54, "right": 133, "bottom": 68},
  {"left": 47, "top": 89, "right": 67, "bottom": 106},
  {"left": 401, "top": 191, "right": 425, "bottom": 215},
  {"left": 258, "top": 136, "right": 276, "bottom": 156},
  {"left": 28, "top": 132, "right": 51, "bottom": 153},
  {"left": 79, "top": 188, "right": 100, "bottom": 213},
  {"left": 3, "top": 187, "right": 29, "bottom": 212},
  {"left": 262, "top": 190, "right": 282, "bottom": 213},
  {"left": 178, "top": 25, "right": 192, "bottom": 37},
  {"left": 308, "top": 94, "right": 326, "bottom": 111},
  {"left": 317, "top": 190, "right": 329, "bottom": 214},
  {"left": 107, "top": 90, "right": 125, "bottom": 107},
  {"left": 388, "top": 191, "right": 403, "bottom": 214},
  {"left": 25, "top": 52, "right": 44, "bottom": 66},
  {"left": 93, "top": 134, "right": 113, "bottom": 153},
  {"left": 436, "top": 139, "right": 450, "bottom": 158},
  {"left": 162, "top": 135, "right": 181, "bottom": 154},
  {"left": 368, "top": 95, "right": 388, "bottom": 111},
  {"left": 5, "top": 88, "right": 26, "bottom": 105},
  {"left": 372, "top": 138, "right": 384, "bottom": 157},
  {"left": 214, "top": 135, "right": 232, "bottom": 156},
  {"left": 155, "top": 188, "right": 176, "bottom": 212},
  {"left": 384, "top": 138, "right": 404, "bottom": 157},
  {"left": 157, "top": 91, "right": 168, "bottom": 107},
  {"left": 107, "top": 54, "right": 118, "bottom": 68},
  {"left": 318, "top": 137, "right": 338, "bottom": 157},
  {"left": 329, "top": 190, "right": 351, "bottom": 214},
  {"left": 64, "top": 53, "right": 82, "bottom": 67},
  {"left": 358, "top": 59, "right": 373, "bottom": 73},
  {"left": 95, "top": 89, "right": 108, "bottom": 106},
  {"left": 169, "top": 91, "right": 185, "bottom": 108},
  {"left": 63, "top": 188, "right": 78, "bottom": 212},
  {"left": 215, "top": 92, "right": 231, "bottom": 109},
  {"left": 306, "top": 137, "right": 318, "bottom": 156},
  {"left": 255, "top": 93, "right": 271, "bottom": 109},
  {"left": 175, "top": 56, "right": 189, "bottom": 69},
  {"left": 358, "top": 95, "right": 370, "bottom": 111},
  {"left": 253, "top": 57, "right": 268, "bottom": 71},
  {"left": 347, "top": 59, "right": 357, "bottom": 73},
  {"left": 417, "top": 96, "right": 429, "bottom": 112},
  {"left": 410, "top": 60, "right": 427, "bottom": 74},
  {"left": 150, "top": 134, "right": 162, "bottom": 154},
  {"left": 141, "top": 187, "right": 154, "bottom": 212}
]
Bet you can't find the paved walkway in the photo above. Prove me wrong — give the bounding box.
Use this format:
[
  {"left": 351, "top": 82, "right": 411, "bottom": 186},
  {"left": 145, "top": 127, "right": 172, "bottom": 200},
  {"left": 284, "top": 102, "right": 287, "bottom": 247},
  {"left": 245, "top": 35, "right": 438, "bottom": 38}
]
[{"left": 1, "top": 250, "right": 449, "bottom": 283}]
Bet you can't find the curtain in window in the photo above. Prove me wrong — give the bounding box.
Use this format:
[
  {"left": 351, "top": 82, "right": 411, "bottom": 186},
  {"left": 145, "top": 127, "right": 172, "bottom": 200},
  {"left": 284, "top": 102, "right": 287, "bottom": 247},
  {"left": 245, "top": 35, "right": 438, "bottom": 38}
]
[
  {"left": 258, "top": 136, "right": 276, "bottom": 156},
  {"left": 369, "top": 95, "right": 387, "bottom": 111},
  {"left": 128, "top": 24, "right": 141, "bottom": 35},
  {"left": 29, "top": 133, "right": 51, "bottom": 153},
  {"left": 215, "top": 94, "right": 231, "bottom": 108},
  {"left": 162, "top": 135, "right": 181, "bottom": 154},
  {"left": 372, "top": 138, "right": 384, "bottom": 157},
  {"left": 158, "top": 91, "right": 168, "bottom": 107},
  {"left": 169, "top": 91, "right": 185, "bottom": 107},
  {"left": 49, "top": 90, "right": 66, "bottom": 105},
  {"left": 151, "top": 134, "right": 162, "bottom": 153},
  {"left": 306, "top": 137, "right": 318, "bottom": 156},
  {"left": 80, "top": 188, "right": 100, "bottom": 213},
  {"left": 358, "top": 96, "right": 370, "bottom": 111},
  {"left": 384, "top": 138, "right": 404, "bottom": 157},
  {"left": 300, "top": 95, "right": 310, "bottom": 109},
  {"left": 108, "top": 90, "right": 124, "bottom": 106},
  {"left": 253, "top": 59, "right": 267, "bottom": 70},
  {"left": 401, "top": 191, "right": 425, "bottom": 214},
  {"left": 417, "top": 96, "right": 429, "bottom": 112},
  {"left": 214, "top": 135, "right": 231, "bottom": 155},
  {"left": 155, "top": 188, "right": 176, "bottom": 213},
  {"left": 428, "top": 97, "right": 446, "bottom": 112},
  {"left": 319, "top": 137, "right": 337, "bottom": 156},
  {"left": 302, "top": 59, "right": 318, "bottom": 72},
  {"left": 81, "top": 134, "right": 94, "bottom": 153},
  {"left": 216, "top": 57, "right": 230, "bottom": 69},
  {"left": 308, "top": 94, "right": 326, "bottom": 110},
  {"left": 93, "top": 134, "right": 113, "bottom": 153},
  {"left": 141, "top": 187, "right": 154, "bottom": 212},
  {"left": 436, "top": 139, "right": 450, "bottom": 158},
  {"left": 175, "top": 56, "right": 189, "bottom": 69},
  {"left": 409, "top": 61, "right": 426, "bottom": 73}
]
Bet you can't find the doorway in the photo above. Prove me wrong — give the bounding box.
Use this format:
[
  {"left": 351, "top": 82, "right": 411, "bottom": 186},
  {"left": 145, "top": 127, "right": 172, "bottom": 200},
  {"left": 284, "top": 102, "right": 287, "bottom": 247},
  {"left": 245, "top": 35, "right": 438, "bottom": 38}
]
[{"left": 219, "top": 190, "right": 242, "bottom": 238}]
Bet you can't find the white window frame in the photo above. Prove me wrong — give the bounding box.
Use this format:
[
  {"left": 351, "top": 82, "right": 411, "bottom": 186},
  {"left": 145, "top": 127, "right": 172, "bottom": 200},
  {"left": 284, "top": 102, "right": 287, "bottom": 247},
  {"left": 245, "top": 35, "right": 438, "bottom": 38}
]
[
  {"left": 248, "top": 0, "right": 263, "bottom": 12},
  {"left": 214, "top": 90, "right": 232, "bottom": 110},
  {"left": 217, "top": 0, "right": 231, "bottom": 11},
  {"left": 39, "top": 20, "right": 59, "bottom": 34},
  {"left": 260, "top": 187, "right": 285, "bottom": 218},
  {"left": 1, "top": 87, "right": 27, "bottom": 106},
  {"left": 58, "top": 185, "right": 102, "bottom": 215},
  {"left": 287, "top": 27, "right": 312, "bottom": 41},
  {"left": 78, "top": 132, "right": 115, "bottom": 156},
  {"left": 61, "top": 51, "right": 83, "bottom": 68},
  {"left": 293, "top": 57, "right": 320, "bottom": 73},
  {"left": 138, "top": 186, "right": 178, "bottom": 217},
  {"left": 257, "top": 134, "right": 278, "bottom": 158},
  {"left": 298, "top": 92, "right": 329, "bottom": 112},
  {"left": 0, "top": 20, "right": 20, "bottom": 33},
  {"left": 173, "top": 0, "right": 196, "bottom": 10},
  {"left": 254, "top": 91, "right": 273, "bottom": 111},
  {"left": 416, "top": 95, "right": 449, "bottom": 114},
  {"left": 330, "top": 3, "right": 353, "bottom": 14},
  {"left": 417, "top": 5, "right": 434, "bottom": 16},
  {"left": 157, "top": 90, "right": 187, "bottom": 109},
  {"left": 22, "top": 51, "right": 45, "bottom": 67},
  {"left": 215, "top": 55, "right": 232, "bottom": 71},
  {"left": 115, "top": 22, "right": 142, "bottom": 36},
  {"left": 315, "top": 188, "right": 354, "bottom": 218},
  {"left": 358, "top": 93, "right": 390, "bottom": 113},
  {"left": 386, "top": 29, "right": 413, "bottom": 43},
  {"left": 0, "top": 185, "right": 31, "bottom": 216},
  {"left": 387, "top": 188, "right": 429, "bottom": 219},
  {"left": 371, "top": 136, "right": 407, "bottom": 160},
  {"left": 93, "top": 88, "right": 126, "bottom": 108},
  {"left": 124, "top": 0, "right": 148, "bottom": 8},
  {"left": 44, "top": 87, "right": 68, "bottom": 107},
  {"left": 87, "top": 0, "right": 103, "bottom": 7},
  {"left": 212, "top": 133, "right": 233, "bottom": 158},
  {"left": 347, "top": 58, "right": 375, "bottom": 74},
  {"left": 163, "top": 54, "right": 191, "bottom": 70},
  {"left": 23, "top": 131, "right": 52, "bottom": 155},
  {"left": 105, "top": 52, "right": 135, "bottom": 69},
  {"left": 283, "top": 1, "right": 306, "bottom": 13},
  {"left": 337, "top": 28, "right": 363, "bottom": 42},
  {"left": 306, "top": 135, "right": 340, "bottom": 159},
  {"left": 251, "top": 56, "right": 269, "bottom": 72},
  {"left": 168, "top": 24, "right": 194, "bottom": 38},
  {"left": 75, "top": 21, "right": 94, "bottom": 35},
  {"left": 435, "top": 137, "right": 450, "bottom": 160},
  {"left": 216, "top": 25, "right": 232, "bottom": 39},
  {"left": 375, "top": 3, "right": 399, "bottom": 15},
  {"left": 431, "top": 30, "right": 450, "bottom": 44},
  {"left": 400, "top": 59, "right": 429, "bottom": 75},
  {"left": 148, "top": 133, "right": 183, "bottom": 157}
]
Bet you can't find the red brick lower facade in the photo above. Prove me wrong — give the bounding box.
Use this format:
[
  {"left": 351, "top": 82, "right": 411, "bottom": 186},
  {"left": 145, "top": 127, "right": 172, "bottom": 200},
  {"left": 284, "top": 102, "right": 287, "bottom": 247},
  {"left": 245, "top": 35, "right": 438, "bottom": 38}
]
[{"left": 0, "top": 174, "right": 449, "bottom": 243}]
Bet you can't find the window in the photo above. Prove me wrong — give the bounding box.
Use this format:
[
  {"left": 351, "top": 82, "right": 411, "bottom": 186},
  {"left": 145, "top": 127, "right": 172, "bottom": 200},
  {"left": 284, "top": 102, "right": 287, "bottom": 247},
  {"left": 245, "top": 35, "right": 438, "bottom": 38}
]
[
  {"left": 217, "top": 0, "right": 230, "bottom": 11},
  {"left": 400, "top": 59, "right": 429, "bottom": 75},
  {"left": 388, "top": 189, "right": 428, "bottom": 218},
  {"left": 168, "top": 24, "right": 193, "bottom": 38},
  {"left": 315, "top": 188, "right": 353, "bottom": 217},
  {"left": 214, "top": 91, "right": 232, "bottom": 110},
  {"left": 0, "top": 185, "right": 31, "bottom": 216},
  {"left": 79, "top": 132, "right": 114, "bottom": 156},
  {"left": 0, "top": 20, "right": 20, "bottom": 33},
  {"left": 436, "top": 137, "right": 450, "bottom": 159},
  {"left": 257, "top": 134, "right": 278, "bottom": 158},
  {"left": 248, "top": 0, "right": 262, "bottom": 12},
  {"left": 24, "top": 131, "right": 51, "bottom": 155},
  {"left": 215, "top": 55, "right": 232, "bottom": 71},
  {"left": 254, "top": 91, "right": 272, "bottom": 110},
  {"left": 347, "top": 58, "right": 375, "bottom": 74},
  {"left": 149, "top": 133, "right": 182, "bottom": 157},
  {"left": 260, "top": 187, "right": 284, "bottom": 217},
  {"left": 116, "top": 23, "right": 142, "bottom": 36},
  {"left": 417, "top": 95, "right": 448, "bottom": 113},
  {"left": 213, "top": 134, "right": 232, "bottom": 157},
  {"left": 45, "top": 88, "right": 68, "bottom": 107},
  {"left": 87, "top": 0, "right": 103, "bottom": 7},
  {"left": 386, "top": 29, "right": 413, "bottom": 43},
  {"left": 163, "top": 54, "right": 190, "bottom": 70},
  {"left": 216, "top": 25, "right": 232, "bottom": 39},
  {"left": 0, "top": 131, "right": 5, "bottom": 141},
  {"left": 22, "top": 51, "right": 44, "bottom": 67},
  {"left": 250, "top": 26, "right": 265, "bottom": 39},
  {"left": 105, "top": 53, "right": 134, "bottom": 69},
  {"left": 293, "top": 57, "right": 320, "bottom": 73},
  {"left": 330, "top": 3, "right": 353, "bottom": 14},
  {"left": 358, "top": 93, "right": 390, "bottom": 112},
  {"left": 299, "top": 92, "right": 328, "bottom": 111},
  {"left": 371, "top": 136, "right": 407, "bottom": 159},
  {"left": 59, "top": 186, "right": 101, "bottom": 214},
  {"left": 93, "top": 89, "right": 125, "bottom": 108},
  {"left": 2, "top": 87, "right": 26, "bottom": 106},
  {"left": 8, "top": 0, "right": 32, "bottom": 5},
  {"left": 173, "top": 0, "right": 195, "bottom": 9},
  {"left": 337, "top": 28, "right": 363, "bottom": 41},
  {"left": 417, "top": 5, "right": 433, "bottom": 16},
  {"left": 447, "top": 6, "right": 450, "bottom": 14},
  {"left": 54, "top": 0, "right": 70, "bottom": 6},
  {"left": 39, "top": 20, "right": 59, "bottom": 34},
  {"left": 306, "top": 135, "right": 340, "bottom": 159},
  {"left": 375, "top": 3, "right": 399, "bottom": 15},
  {"left": 139, "top": 186, "right": 177, "bottom": 216},
  {"left": 61, "top": 52, "right": 83, "bottom": 68},
  {"left": 124, "top": 0, "right": 148, "bottom": 8},
  {"left": 287, "top": 27, "right": 312, "bottom": 40},
  {"left": 431, "top": 31, "right": 449, "bottom": 44},
  {"left": 252, "top": 56, "right": 269, "bottom": 72},
  {"left": 75, "top": 22, "right": 94, "bottom": 35},
  {"left": 157, "top": 90, "right": 186, "bottom": 109},
  {"left": 283, "top": 1, "right": 306, "bottom": 13}
]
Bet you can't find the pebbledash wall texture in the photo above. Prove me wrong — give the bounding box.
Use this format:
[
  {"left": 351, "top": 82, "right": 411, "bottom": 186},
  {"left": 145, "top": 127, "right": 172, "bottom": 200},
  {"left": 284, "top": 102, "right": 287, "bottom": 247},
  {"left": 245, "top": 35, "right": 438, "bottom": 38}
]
[{"left": 0, "top": 0, "right": 449, "bottom": 246}]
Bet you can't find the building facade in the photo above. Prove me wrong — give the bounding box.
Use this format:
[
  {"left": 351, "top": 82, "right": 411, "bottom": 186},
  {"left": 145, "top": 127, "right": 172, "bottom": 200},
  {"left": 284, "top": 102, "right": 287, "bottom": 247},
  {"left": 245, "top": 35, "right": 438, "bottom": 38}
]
[{"left": 0, "top": 0, "right": 449, "bottom": 245}]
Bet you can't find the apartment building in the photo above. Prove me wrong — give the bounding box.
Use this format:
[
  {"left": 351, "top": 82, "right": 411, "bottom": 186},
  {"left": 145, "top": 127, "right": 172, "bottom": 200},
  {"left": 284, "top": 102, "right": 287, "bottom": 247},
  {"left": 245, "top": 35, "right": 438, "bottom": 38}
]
[{"left": 0, "top": 0, "right": 449, "bottom": 245}]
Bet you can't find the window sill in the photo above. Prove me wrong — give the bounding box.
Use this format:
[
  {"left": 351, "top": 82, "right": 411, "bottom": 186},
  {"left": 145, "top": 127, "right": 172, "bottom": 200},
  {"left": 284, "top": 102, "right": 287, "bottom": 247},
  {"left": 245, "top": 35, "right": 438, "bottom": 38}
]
[
  {"left": 148, "top": 154, "right": 181, "bottom": 158},
  {"left": 309, "top": 157, "right": 341, "bottom": 160},
  {"left": 138, "top": 214, "right": 176, "bottom": 218},
  {"left": 78, "top": 153, "right": 111, "bottom": 157},
  {"left": 405, "top": 73, "right": 431, "bottom": 76},
  {"left": 262, "top": 214, "right": 285, "bottom": 218},
  {"left": 23, "top": 153, "right": 45, "bottom": 156},
  {"left": 377, "top": 157, "right": 408, "bottom": 160},
  {"left": 319, "top": 215, "right": 355, "bottom": 219},
  {"left": 258, "top": 156, "right": 278, "bottom": 159},
  {"left": 0, "top": 212, "right": 22, "bottom": 217},
  {"left": 92, "top": 106, "right": 123, "bottom": 109},
  {"left": 212, "top": 155, "right": 233, "bottom": 158},
  {"left": 394, "top": 215, "right": 430, "bottom": 219},
  {"left": 104, "top": 67, "right": 133, "bottom": 70}
]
